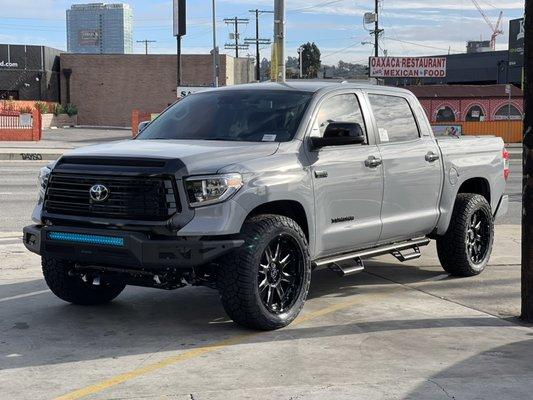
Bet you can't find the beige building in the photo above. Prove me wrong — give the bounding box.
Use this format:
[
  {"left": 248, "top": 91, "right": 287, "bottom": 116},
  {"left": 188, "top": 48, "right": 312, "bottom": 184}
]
[{"left": 60, "top": 53, "right": 255, "bottom": 127}]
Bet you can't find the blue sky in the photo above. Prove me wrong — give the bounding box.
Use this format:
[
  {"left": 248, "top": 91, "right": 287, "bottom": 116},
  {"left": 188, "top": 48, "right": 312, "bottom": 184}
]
[{"left": 0, "top": 0, "right": 525, "bottom": 64}]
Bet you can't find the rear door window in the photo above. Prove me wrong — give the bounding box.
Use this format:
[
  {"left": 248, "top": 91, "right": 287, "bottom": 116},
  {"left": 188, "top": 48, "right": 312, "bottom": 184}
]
[{"left": 368, "top": 94, "right": 420, "bottom": 143}]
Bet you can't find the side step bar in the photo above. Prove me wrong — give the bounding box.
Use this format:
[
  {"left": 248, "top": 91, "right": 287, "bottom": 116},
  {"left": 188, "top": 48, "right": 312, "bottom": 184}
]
[{"left": 315, "top": 238, "right": 431, "bottom": 268}]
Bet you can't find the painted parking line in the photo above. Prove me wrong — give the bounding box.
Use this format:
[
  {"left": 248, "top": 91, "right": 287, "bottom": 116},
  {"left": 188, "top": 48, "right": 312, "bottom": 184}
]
[
  {"left": 0, "top": 290, "right": 49, "bottom": 303},
  {"left": 54, "top": 290, "right": 389, "bottom": 400}
]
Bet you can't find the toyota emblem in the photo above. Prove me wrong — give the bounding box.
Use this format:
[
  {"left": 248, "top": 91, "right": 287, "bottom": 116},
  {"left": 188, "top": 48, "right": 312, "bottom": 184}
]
[{"left": 89, "top": 184, "right": 110, "bottom": 202}]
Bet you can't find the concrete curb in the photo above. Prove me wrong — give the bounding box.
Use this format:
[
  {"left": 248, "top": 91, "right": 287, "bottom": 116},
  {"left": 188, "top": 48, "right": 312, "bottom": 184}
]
[{"left": 0, "top": 151, "right": 67, "bottom": 161}]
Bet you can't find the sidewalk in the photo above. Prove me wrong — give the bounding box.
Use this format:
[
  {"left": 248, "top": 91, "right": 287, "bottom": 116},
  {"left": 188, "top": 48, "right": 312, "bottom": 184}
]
[
  {"left": 0, "top": 128, "right": 524, "bottom": 161},
  {"left": 0, "top": 127, "right": 131, "bottom": 160}
]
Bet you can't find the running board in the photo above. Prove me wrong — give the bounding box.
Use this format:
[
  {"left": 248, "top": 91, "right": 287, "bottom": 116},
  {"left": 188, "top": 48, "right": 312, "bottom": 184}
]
[
  {"left": 315, "top": 238, "right": 430, "bottom": 267},
  {"left": 328, "top": 258, "right": 365, "bottom": 277}
]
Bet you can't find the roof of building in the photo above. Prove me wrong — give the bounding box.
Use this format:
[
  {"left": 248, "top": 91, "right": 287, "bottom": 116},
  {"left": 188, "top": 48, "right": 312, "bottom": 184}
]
[{"left": 405, "top": 84, "right": 523, "bottom": 98}]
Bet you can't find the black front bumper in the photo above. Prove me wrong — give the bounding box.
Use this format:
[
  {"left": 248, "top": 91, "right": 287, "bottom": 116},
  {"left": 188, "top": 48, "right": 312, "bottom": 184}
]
[{"left": 23, "top": 225, "right": 243, "bottom": 270}]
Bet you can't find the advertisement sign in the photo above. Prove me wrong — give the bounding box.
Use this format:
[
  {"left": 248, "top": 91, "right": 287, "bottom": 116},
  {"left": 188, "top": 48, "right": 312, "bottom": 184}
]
[
  {"left": 369, "top": 57, "right": 447, "bottom": 78},
  {"left": 432, "top": 125, "right": 462, "bottom": 137},
  {"left": 173, "top": 0, "right": 186, "bottom": 37},
  {"left": 79, "top": 30, "right": 100, "bottom": 46},
  {"left": 509, "top": 18, "right": 524, "bottom": 67}
]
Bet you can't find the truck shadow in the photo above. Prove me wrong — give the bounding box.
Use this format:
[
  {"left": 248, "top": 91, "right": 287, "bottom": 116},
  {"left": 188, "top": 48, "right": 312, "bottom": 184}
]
[{"left": 0, "top": 262, "right": 523, "bottom": 371}]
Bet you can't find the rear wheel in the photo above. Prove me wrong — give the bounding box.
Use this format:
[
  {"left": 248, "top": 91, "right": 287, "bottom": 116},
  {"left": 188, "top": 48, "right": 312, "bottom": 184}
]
[
  {"left": 217, "top": 214, "right": 311, "bottom": 330},
  {"left": 436, "top": 194, "right": 494, "bottom": 277},
  {"left": 42, "top": 257, "right": 126, "bottom": 305}
]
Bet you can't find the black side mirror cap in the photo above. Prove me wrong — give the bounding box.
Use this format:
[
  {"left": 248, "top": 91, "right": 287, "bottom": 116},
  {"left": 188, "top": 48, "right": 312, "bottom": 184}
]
[{"left": 311, "top": 122, "right": 366, "bottom": 149}]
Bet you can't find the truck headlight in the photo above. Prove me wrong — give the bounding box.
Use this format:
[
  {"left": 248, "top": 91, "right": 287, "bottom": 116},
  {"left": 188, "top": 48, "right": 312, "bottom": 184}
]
[
  {"left": 185, "top": 173, "right": 243, "bottom": 207},
  {"left": 38, "top": 166, "right": 51, "bottom": 198}
]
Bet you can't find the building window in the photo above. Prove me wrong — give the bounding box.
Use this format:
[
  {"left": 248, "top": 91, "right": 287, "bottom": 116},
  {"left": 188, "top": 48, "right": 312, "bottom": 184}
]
[
  {"left": 466, "top": 105, "right": 485, "bottom": 122},
  {"left": 436, "top": 106, "right": 456, "bottom": 122},
  {"left": 494, "top": 104, "right": 522, "bottom": 121}
]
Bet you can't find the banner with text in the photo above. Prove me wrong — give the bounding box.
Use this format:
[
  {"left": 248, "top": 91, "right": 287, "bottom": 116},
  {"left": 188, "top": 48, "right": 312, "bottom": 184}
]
[{"left": 369, "top": 57, "right": 447, "bottom": 78}]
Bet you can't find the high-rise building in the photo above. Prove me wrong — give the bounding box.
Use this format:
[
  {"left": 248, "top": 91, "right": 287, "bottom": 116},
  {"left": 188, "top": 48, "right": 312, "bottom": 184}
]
[{"left": 66, "top": 3, "right": 133, "bottom": 54}]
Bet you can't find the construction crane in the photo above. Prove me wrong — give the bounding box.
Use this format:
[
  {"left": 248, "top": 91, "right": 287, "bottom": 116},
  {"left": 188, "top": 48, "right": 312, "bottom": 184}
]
[{"left": 471, "top": 0, "right": 503, "bottom": 50}]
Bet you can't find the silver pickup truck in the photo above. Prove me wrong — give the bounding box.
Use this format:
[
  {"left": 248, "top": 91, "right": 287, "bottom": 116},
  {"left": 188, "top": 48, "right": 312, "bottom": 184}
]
[{"left": 24, "top": 82, "right": 509, "bottom": 330}]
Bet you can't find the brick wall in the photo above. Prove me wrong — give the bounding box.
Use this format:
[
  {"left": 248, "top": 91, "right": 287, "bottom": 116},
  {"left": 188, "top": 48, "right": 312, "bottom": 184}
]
[
  {"left": 418, "top": 96, "right": 524, "bottom": 122},
  {"left": 60, "top": 53, "right": 254, "bottom": 127}
]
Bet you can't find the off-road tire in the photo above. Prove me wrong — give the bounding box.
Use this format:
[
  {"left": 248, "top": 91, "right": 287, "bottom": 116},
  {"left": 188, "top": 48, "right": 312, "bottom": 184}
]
[
  {"left": 217, "top": 214, "right": 312, "bottom": 331},
  {"left": 42, "top": 257, "right": 126, "bottom": 305},
  {"left": 436, "top": 194, "right": 494, "bottom": 277}
]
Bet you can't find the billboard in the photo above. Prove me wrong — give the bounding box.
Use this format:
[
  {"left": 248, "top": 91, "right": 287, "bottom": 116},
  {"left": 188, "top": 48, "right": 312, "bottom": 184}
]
[
  {"left": 369, "top": 57, "right": 446, "bottom": 78},
  {"left": 509, "top": 18, "right": 524, "bottom": 67},
  {"left": 78, "top": 30, "right": 100, "bottom": 46}
]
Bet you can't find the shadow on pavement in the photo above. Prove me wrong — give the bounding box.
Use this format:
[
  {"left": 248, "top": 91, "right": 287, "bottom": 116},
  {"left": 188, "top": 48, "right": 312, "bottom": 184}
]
[
  {"left": 405, "top": 338, "right": 533, "bottom": 399},
  {"left": 0, "top": 267, "right": 527, "bottom": 371}
]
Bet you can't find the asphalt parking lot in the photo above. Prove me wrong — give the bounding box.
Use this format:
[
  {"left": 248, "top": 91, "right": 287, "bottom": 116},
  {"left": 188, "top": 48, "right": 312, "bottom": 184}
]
[{"left": 0, "top": 159, "right": 531, "bottom": 400}]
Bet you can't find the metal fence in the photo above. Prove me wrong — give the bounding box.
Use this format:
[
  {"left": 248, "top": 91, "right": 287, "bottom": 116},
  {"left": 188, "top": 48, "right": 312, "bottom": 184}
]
[{"left": 0, "top": 111, "right": 33, "bottom": 130}]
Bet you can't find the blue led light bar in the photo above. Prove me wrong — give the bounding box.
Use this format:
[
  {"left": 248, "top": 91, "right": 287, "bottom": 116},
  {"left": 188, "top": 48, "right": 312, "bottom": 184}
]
[{"left": 47, "top": 232, "right": 124, "bottom": 247}]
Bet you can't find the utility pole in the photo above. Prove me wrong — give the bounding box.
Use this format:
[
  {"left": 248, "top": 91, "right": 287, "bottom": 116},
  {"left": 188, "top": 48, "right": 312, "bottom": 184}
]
[
  {"left": 272, "top": 0, "right": 286, "bottom": 82},
  {"left": 521, "top": 0, "right": 533, "bottom": 322},
  {"left": 224, "top": 17, "right": 249, "bottom": 58},
  {"left": 211, "top": 0, "right": 219, "bottom": 87},
  {"left": 137, "top": 39, "right": 156, "bottom": 55},
  {"left": 244, "top": 9, "right": 273, "bottom": 82},
  {"left": 373, "top": 0, "right": 382, "bottom": 57}
]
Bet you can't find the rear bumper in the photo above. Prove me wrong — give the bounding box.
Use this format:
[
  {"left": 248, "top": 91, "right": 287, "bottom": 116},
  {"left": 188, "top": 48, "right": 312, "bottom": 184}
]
[
  {"left": 494, "top": 195, "right": 509, "bottom": 220},
  {"left": 23, "top": 225, "right": 243, "bottom": 270}
]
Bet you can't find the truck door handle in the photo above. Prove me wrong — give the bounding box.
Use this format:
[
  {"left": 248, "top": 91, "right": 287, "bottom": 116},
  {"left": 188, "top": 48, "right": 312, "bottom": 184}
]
[
  {"left": 314, "top": 170, "right": 328, "bottom": 179},
  {"left": 365, "top": 156, "right": 382, "bottom": 168},
  {"left": 425, "top": 152, "right": 440, "bottom": 163}
]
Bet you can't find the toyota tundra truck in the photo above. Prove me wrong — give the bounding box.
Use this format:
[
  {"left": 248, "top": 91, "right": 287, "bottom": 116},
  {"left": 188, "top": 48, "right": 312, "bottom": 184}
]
[{"left": 23, "top": 82, "right": 510, "bottom": 330}]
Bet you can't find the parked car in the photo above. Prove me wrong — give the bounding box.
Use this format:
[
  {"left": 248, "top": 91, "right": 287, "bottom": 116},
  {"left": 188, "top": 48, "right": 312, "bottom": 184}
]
[{"left": 24, "top": 82, "right": 509, "bottom": 330}]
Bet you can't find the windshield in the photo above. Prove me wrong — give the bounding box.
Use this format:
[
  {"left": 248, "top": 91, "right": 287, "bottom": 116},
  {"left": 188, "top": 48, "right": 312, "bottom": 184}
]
[{"left": 137, "top": 89, "right": 313, "bottom": 142}]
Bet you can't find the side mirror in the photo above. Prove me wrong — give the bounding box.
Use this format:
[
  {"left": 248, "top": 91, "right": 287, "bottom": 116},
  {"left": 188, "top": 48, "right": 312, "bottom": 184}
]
[
  {"left": 310, "top": 122, "right": 366, "bottom": 149},
  {"left": 138, "top": 120, "right": 151, "bottom": 133}
]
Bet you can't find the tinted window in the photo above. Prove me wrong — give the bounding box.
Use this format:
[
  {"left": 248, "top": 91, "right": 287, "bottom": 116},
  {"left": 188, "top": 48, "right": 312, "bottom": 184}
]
[
  {"left": 313, "top": 94, "right": 367, "bottom": 141},
  {"left": 137, "top": 90, "right": 313, "bottom": 142},
  {"left": 368, "top": 94, "right": 420, "bottom": 143}
]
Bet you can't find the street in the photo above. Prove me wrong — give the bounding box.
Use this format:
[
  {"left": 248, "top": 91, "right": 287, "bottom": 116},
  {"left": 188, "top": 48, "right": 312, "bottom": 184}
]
[
  {"left": 0, "top": 158, "right": 523, "bottom": 234},
  {"left": 0, "top": 157, "right": 530, "bottom": 399}
]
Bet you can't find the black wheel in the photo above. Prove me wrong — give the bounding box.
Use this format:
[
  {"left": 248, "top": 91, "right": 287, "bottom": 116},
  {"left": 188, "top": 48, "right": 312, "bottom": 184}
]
[
  {"left": 42, "top": 257, "right": 126, "bottom": 305},
  {"left": 436, "top": 194, "right": 494, "bottom": 277},
  {"left": 217, "top": 214, "right": 311, "bottom": 330}
]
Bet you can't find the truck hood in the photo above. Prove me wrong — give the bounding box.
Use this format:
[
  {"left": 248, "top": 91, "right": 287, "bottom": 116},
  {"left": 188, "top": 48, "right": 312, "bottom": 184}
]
[{"left": 63, "top": 139, "right": 280, "bottom": 174}]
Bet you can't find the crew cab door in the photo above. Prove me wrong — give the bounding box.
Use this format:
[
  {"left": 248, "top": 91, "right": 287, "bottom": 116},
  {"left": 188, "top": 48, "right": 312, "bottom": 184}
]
[
  {"left": 366, "top": 92, "right": 443, "bottom": 243},
  {"left": 308, "top": 92, "right": 384, "bottom": 258}
]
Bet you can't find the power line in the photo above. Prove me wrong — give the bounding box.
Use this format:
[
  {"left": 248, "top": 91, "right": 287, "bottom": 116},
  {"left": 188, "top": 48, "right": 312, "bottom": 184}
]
[
  {"left": 383, "top": 37, "right": 463, "bottom": 53},
  {"left": 136, "top": 39, "right": 156, "bottom": 54},
  {"left": 244, "top": 9, "right": 273, "bottom": 81},
  {"left": 223, "top": 17, "right": 249, "bottom": 58}
]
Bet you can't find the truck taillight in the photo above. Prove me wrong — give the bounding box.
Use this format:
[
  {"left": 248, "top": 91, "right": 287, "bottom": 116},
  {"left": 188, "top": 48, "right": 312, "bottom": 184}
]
[{"left": 503, "top": 149, "right": 510, "bottom": 181}]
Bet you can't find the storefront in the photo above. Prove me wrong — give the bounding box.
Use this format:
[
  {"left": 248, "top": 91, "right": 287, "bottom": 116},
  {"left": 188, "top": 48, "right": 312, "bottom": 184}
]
[{"left": 0, "top": 44, "right": 62, "bottom": 102}]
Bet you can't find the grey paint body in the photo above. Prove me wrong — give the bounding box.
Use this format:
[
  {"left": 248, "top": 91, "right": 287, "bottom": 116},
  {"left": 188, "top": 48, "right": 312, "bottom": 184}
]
[{"left": 33, "top": 82, "right": 507, "bottom": 261}]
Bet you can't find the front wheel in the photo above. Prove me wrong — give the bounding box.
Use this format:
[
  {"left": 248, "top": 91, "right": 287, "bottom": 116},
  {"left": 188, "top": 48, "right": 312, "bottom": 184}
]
[
  {"left": 217, "top": 214, "right": 311, "bottom": 330},
  {"left": 436, "top": 194, "right": 494, "bottom": 277},
  {"left": 42, "top": 257, "right": 126, "bottom": 305}
]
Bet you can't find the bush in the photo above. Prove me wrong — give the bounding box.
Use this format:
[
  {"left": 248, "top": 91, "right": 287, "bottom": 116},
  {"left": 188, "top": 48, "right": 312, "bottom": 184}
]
[
  {"left": 19, "top": 106, "right": 33, "bottom": 114},
  {"left": 52, "top": 103, "right": 65, "bottom": 116},
  {"left": 2, "top": 100, "right": 15, "bottom": 111},
  {"left": 64, "top": 103, "right": 78, "bottom": 117},
  {"left": 34, "top": 102, "right": 49, "bottom": 114}
]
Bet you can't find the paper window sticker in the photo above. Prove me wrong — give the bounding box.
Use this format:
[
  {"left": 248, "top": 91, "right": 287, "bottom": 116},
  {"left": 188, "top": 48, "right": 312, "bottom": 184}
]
[
  {"left": 262, "top": 134, "right": 277, "bottom": 142},
  {"left": 379, "top": 128, "right": 389, "bottom": 142}
]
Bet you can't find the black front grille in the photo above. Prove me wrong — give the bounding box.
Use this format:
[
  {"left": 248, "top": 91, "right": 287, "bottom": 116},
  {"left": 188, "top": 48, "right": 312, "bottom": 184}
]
[{"left": 44, "top": 173, "right": 180, "bottom": 221}]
